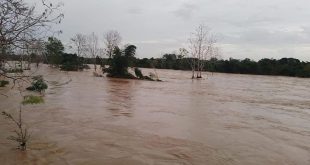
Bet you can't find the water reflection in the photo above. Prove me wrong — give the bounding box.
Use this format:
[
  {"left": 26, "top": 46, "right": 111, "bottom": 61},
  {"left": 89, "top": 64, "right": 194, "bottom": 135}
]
[{"left": 105, "top": 78, "right": 135, "bottom": 117}]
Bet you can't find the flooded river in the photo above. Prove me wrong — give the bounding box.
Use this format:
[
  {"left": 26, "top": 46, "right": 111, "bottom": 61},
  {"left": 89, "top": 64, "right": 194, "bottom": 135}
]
[{"left": 0, "top": 65, "right": 310, "bottom": 165}]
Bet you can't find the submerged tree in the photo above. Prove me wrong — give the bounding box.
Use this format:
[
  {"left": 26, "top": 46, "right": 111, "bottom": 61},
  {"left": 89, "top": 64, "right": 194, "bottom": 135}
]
[
  {"left": 86, "top": 32, "right": 100, "bottom": 71},
  {"left": 105, "top": 45, "right": 136, "bottom": 78},
  {"left": 45, "top": 37, "right": 64, "bottom": 66},
  {"left": 104, "top": 30, "right": 122, "bottom": 59},
  {"left": 70, "top": 33, "right": 88, "bottom": 69},
  {"left": 188, "top": 24, "right": 217, "bottom": 79},
  {"left": 60, "top": 53, "right": 85, "bottom": 71},
  {"left": 28, "top": 40, "right": 46, "bottom": 68},
  {"left": 71, "top": 33, "right": 87, "bottom": 58},
  {"left": 2, "top": 95, "right": 44, "bottom": 150}
]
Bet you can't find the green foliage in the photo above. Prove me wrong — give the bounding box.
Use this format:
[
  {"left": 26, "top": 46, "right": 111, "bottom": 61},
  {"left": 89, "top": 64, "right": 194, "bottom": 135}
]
[
  {"left": 106, "top": 45, "right": 137, "bottom": 78},
  {"left": 26, "top": 75, "right": 48, "bottom": 92},
  {"left": 0, "top": 80, "right": 9, "bottom": 87},
  {"left": 60, "top": 53, "right": 86, "bottom": 71},
  {"left": 133, "top": 54, "right": 191, "bottom": 70},
  {"left": 133, "top": 56, "right": 310, "bottom": 78},
  {"left": 22, "top": 95, "right": 44, "bottom": 105},
  {"left": 85, "top": 52, "right": 310, "bottom": 78},
  {"left": 46, "top": 37, "right": 64, "bottom": 66}
]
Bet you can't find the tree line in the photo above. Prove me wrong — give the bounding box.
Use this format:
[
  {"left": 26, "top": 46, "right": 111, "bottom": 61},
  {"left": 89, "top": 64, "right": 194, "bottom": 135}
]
[
  {"left": 4, "top": 36, "right": 310, "bottom": 78},
  {"left": 131, "top": 55, "right": 310, "bottom": 78}
]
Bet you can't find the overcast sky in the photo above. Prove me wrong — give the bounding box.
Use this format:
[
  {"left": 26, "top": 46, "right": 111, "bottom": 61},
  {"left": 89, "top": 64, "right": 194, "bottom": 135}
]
[{"left": 33, "top": 0, "right": 310, "bottom": 61}]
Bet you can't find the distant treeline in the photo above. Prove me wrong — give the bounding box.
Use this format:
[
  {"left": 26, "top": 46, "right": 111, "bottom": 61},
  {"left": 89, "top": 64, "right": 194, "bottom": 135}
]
[
  {"left": 85, "top": 54, "right": 310, "bottom": 78},
  {"left": 5, "top": 53, "right": 310, "bottom": 78},
  {"left": 132, "top": 54, "right": 310, "bottom": 78}
]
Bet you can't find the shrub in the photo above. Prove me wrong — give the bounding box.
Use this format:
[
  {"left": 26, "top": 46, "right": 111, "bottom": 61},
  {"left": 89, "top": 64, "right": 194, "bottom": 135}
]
[
  {"left": 0, "top": 80, "right": 9, "bottom": 87},
  {"left": 22, "top": 95, "right": 44, "bottom": 105},
  {"left": 26, "top": 75, "right": 48, "bottom": 93}
]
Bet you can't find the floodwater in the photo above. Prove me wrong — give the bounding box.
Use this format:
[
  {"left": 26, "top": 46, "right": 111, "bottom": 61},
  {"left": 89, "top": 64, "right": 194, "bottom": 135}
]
[{"left": 0, "top": 65, "right": 310, "bottom": 165}]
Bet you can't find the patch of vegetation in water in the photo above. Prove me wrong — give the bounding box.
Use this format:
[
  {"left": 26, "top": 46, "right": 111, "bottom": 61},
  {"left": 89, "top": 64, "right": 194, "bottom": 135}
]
[
  {"left": 22, "top": 95, "right": 44, "bottom": 105},
  {"left": 26, "top": 75, "right": 48, "bottom": 93},
  {"left": 60, "top": 53, "right": 87, "bottom": 71},
  {"left": 0, "top": 80, "right": 9, "bottom": 87},
  {"left": 104, "top": 45, "right": 161, "bottom": 81}
]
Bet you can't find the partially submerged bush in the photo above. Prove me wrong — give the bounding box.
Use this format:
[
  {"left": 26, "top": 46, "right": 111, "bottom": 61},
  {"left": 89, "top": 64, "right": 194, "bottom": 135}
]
[
  {"left": 26, "top": 75, "right": 48, "bottom": 93},
  {"left": 0, "top": 80, "right": 9, "bottom": 87},
  {"left": 22, "top": 95, "right": 44, "bottom": 105}
]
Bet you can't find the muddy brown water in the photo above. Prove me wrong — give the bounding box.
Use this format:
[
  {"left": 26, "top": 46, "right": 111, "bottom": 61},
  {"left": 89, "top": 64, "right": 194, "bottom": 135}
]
[{"left": 0, "top": 65, "right": 310, "bottom": 165}]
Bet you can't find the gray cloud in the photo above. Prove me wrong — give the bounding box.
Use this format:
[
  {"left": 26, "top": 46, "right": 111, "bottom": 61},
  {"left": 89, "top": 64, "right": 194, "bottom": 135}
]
[
  {"left": 127, "top": 7, "right": 143, "bottom": 14},
  {"left": 173, "top": 2, "right": 199, "bottom": 20},
  {"left": 34, "top": 0, "right": 310, "bottom": 61}
]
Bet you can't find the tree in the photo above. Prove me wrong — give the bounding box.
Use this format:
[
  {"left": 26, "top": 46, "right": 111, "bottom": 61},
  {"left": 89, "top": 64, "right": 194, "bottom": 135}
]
[
  {"left": 104, "top": 30, "right": 122, "bottom": 59},
  {"left": 71, "top": 33, "right": 87, "bottom": 57},
  {"left": 45, "top": 37, "right": 64, "bottom": 66},
  {"left": 189, "top": 24, "right": 216, "bottom": 78},
  {"left": 86, "top": 32, "right": 100, "bottom": 71},
  {"left": 178, "top": 48, "right": 188, "bottom": 59},
  {"left": 0, "top": 0, "right": 62, "bottom": 152},
  {"left": 0, "top": 0, "right": 63, "bottom": 85},
  {"left": 0, "top": 0, "right": 63, "bottom": 63},
  {"left": 106, "top": 45, "right": 137, "bottom": 78},
  {"left": 60, "top": 53, "right": 85, "bottom": 71},
  {"left": 2, "top": 95, "right": 44, "bottom": 150},
  {"left": 29, "top": 40, "right": 46, "bottom": 67}
]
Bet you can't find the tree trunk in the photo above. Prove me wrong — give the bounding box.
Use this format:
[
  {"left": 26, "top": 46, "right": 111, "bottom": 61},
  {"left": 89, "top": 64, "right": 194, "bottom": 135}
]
[
  {"left": 192, "top": 69, "right": 195, "bottom": 79},
  {"left": 94, "top": 60, "right": 97, "bottom": 71}
]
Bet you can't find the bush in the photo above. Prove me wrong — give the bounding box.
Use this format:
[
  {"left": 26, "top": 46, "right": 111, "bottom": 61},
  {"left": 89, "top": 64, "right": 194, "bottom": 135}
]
[
  {"left": 26, "top": 75, "right": 48, "bottom": 93},
  {"left": 0, "top": 80, "right": 9, "bottom": 87},
  {"left": 22, "top": 95, "right": 44, "bottom": 105}
]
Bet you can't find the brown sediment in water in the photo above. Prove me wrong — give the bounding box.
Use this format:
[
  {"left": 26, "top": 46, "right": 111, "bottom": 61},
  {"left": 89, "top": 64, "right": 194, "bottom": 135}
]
[{"left": 0, "top": 65, "right": 310, "bottom": 165}]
